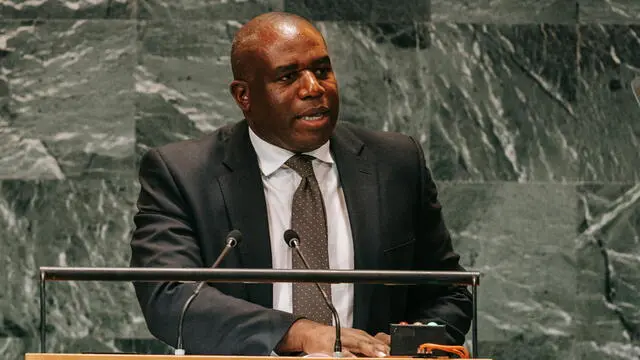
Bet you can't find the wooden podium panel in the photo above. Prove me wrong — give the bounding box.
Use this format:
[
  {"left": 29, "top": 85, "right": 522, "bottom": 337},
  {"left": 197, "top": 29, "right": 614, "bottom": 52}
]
[
  {"left": 26, "top": 355, "right": 270, "bottom": 360},
  {"left": 26, "top": 355, "right": 231, "bottom": 360},
  {"left": 25, "top": 354, "right": 491, "bottom": 360}
]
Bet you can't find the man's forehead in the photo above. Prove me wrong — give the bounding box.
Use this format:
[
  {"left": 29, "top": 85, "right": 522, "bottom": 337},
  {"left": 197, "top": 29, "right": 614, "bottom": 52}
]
[
  {"left": 261, "top": 43, "right": 329, "bottom": 71},
  {"left": 231, "top": 16, "right": 329, "bottom": 79},
  {"left": 252, "top": 26, "right": 327, "bottom": 59}
]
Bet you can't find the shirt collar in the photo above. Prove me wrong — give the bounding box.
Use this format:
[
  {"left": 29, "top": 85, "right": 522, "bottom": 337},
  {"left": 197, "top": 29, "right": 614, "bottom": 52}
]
[{"left": 248, "top": 126, "right": 334, "bottom": 177}]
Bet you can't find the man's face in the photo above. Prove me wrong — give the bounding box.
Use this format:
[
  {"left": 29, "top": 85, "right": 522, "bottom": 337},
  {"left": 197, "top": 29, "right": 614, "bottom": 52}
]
[{"left": 245, "top": 22, "right": 340, "bottom": 153}]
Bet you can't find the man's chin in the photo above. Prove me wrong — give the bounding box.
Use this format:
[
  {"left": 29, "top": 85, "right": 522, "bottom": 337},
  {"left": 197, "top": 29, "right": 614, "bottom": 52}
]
[
  {"left": 289, "top": 126, "right": 335, "bottom": 151},
  {"left": 289, "top": 135, "right": 332, "bottom": 153}
]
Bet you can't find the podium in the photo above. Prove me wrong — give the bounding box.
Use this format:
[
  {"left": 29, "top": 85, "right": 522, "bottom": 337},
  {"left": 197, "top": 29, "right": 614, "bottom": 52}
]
[
  {"left": 36, "top": 267, "right": 482, "bottom": 359},
  {"left": 26, "top": 355, "right": 492, "bottom": 360},
  {"left": 26, "top": 356, "right": 235, "bottom": 360}
]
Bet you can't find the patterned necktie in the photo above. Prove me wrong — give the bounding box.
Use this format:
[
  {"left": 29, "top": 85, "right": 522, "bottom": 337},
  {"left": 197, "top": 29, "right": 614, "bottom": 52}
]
[{"left": 285, "top": 154, "right": 332, "bottom": 325}]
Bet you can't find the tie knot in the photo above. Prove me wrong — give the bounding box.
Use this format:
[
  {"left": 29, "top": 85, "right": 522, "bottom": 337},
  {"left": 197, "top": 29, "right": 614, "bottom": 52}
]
[{"left": 285, "top": 154, "right": 315, "bottom": 178}]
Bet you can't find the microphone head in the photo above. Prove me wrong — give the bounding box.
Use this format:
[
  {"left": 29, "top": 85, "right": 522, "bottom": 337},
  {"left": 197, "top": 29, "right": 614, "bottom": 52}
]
[
  {"left": 283, "top": 229, "right": 300, "bottom": 248},
  {"left": 226, "top": 229, "right": 243, "bottom": 247}
]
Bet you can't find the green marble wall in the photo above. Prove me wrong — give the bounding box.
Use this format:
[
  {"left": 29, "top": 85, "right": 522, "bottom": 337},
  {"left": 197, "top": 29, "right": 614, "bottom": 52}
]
[{"left": 0, "top": 1, "right": 638, "bottom": 359}]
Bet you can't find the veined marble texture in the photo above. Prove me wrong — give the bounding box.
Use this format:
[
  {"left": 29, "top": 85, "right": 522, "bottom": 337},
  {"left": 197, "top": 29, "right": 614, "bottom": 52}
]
[
  {"left": 136, "top": 0, "right": 285, "bottom": 20},
  {"left": 0, "top": 1, "right": 638, "bottom": 360},
  {"left": 428, "top": 23, "right": 639, "bottom": 182},
  {"left": 431, "top": 0, "right": 578, "bottom": 24},
  {"left": 135, "top": 20, "right": 244, "bottom": 155},
  {"left": 319, "top": 22, "right": 431, "bottom": 148},
  {"left": 439, "top": 183, "right": 578, "bottom": 358},
  {"left": 575, "top": 184, "right": 640, "bottom": 359},
  {"left": 580, "top": 0, "right": 640, "bottom": 24},
  {"left": 0, "top": 19, "right": 136, "bottom": 179},
  {"left": 576, "top": 24, "right": 640, "bottom": 181},
  {"left": 0, "top": 178, "right": 170, "bottom": 355},
  {"left": 0, "top": 0, "right": 134, "bottom": 19},
  {"left": 284, "top": 0, "right": 430, "bottom": 22},
  {"left": 439, "top": 182, "right": 640, "bottom": 359}
]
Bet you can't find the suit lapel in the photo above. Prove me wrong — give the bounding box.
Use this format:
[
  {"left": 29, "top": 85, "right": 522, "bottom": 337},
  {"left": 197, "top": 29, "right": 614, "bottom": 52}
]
[
  {"left": 217, "top": 121, "right": 273, "bottom": 308},
  {"left": 331, "top": 125, "right": 381, "bottom": 331}
]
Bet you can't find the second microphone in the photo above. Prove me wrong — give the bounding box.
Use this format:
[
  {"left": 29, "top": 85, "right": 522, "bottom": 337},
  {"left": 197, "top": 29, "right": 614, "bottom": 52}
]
[{"left": 283, "top": 229, "right": 344, "bottom": 358}]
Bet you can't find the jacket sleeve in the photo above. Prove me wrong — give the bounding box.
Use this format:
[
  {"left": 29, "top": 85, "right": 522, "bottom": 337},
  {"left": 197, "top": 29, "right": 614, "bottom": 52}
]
[
  {"left": 405, "top": 137, "right": 473, "bottom": 345},
  {"left": 130, "top": 148, "right": 299, "bottom": 355}
]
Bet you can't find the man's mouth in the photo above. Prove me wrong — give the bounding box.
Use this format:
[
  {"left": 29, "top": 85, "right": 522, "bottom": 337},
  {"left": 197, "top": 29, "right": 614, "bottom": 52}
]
[
  {"left": 299, "top": 113, "right": 326, "bottom": 121},
  {"left": 296, "top": 107, "right": 330, "bottom": 121}
]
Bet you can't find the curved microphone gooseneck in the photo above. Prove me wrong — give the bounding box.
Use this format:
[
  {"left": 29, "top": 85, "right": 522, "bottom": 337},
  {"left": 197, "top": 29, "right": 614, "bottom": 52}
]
[
  {"left": 174, "top": 229, "right": 243, "bottom": 356},
  {"left": 283, "top": 229, "right": 343, "bottom": 358}
]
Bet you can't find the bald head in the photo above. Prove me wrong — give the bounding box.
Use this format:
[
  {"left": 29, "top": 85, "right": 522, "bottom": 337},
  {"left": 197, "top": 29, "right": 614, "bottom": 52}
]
[
  {"left": 230, "top": 12, "right": 325, "bottom": 81},
  {"left": 228, "top": 11, "right": 339, "bottom": 153}
]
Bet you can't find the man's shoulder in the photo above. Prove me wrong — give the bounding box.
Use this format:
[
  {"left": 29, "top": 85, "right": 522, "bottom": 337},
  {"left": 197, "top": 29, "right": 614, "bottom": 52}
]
[
  {"left": 335, "top": 121, "right": 419, "bottom": 155},
  {"left": 143, "top": 121, "right": 242, "bottom": 174},
  {"left": 156, "top": 122, "right": 235, "bottom": 154}
]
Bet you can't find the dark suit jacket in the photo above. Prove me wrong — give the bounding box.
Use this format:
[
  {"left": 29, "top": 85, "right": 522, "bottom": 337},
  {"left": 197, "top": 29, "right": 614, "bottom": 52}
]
[{"left": 130, "top": 120, "right": 472, "bottom": 355}]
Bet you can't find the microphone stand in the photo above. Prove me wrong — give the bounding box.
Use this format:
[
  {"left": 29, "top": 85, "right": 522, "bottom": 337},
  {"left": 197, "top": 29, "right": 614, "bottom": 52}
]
[
  {"left": 175, "top": 232, "right": 241, "bottom": 356},
  {"left": 289, "top": 238, "right": 343, "bottom": 358}
]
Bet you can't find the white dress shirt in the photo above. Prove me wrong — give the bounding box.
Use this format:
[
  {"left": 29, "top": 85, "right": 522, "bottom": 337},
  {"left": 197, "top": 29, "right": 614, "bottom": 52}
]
[{"left": 248, "top": 127, "right": 355, "bottom": 328}]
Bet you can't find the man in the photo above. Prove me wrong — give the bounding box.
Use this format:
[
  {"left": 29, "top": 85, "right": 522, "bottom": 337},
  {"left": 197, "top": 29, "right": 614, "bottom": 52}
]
[{"left": 130, "top": 12, "right": 472, "bottom": 357}]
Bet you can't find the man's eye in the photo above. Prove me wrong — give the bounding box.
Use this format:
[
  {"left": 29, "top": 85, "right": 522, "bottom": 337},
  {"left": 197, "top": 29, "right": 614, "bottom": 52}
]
[
  {"left": 315, "top": 68, "right": 331, "bottom": 78},
  {"left": 279, "top": 73, "right": 295, "bottom": 82}
]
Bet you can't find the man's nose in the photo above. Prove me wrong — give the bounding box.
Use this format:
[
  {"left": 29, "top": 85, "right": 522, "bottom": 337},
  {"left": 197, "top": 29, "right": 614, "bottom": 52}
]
[{"left": 298, "top": 70, "right": 325, "bottom": 99}]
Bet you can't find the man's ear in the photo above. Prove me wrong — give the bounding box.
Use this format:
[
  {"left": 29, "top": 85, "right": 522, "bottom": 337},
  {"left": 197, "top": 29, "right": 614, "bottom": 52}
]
[{"left": 230, "top": 80, "right": 250, "bottom": 111}]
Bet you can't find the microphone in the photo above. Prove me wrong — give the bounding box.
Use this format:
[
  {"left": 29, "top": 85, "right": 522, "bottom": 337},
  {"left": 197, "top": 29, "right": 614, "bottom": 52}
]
[
  {"left": 632, "top": 77, "right": 640, "bottom": 107},
  {"left": 283, "top": 229, "right": 343, "bottom": 358},
  {"left": 174, "top": 229, "right": 243, "bottom": 356}
]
